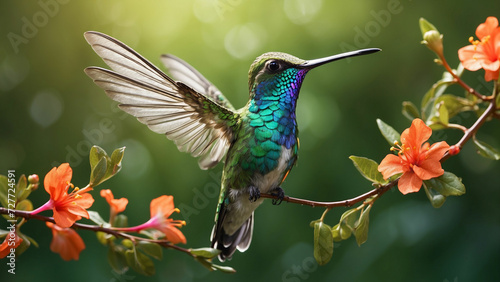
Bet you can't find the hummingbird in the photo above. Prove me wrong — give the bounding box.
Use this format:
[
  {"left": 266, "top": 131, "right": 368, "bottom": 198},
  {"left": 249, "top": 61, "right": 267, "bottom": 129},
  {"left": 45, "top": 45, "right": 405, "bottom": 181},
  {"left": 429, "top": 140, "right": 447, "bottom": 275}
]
[{"left": 83, "top": 31, "right": 380, "bottom": 261}]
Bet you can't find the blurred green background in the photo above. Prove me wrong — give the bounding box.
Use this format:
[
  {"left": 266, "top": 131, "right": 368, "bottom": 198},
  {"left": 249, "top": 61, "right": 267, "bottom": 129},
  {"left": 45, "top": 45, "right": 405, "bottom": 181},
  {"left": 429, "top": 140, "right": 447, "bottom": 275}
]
[{"left": 1, "top": 0, "right": 499, "bottom": 281}]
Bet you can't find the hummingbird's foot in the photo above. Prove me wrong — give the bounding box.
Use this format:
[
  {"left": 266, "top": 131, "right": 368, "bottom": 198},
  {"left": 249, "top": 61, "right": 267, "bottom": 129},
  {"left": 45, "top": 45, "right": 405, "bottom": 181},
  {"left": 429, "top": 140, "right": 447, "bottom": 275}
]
[
  {"left": 270, "top": 186, "right": 285, "bottom": 205},
  {"left": 248, "top": 186, "right": 261, "bottom": 202}
]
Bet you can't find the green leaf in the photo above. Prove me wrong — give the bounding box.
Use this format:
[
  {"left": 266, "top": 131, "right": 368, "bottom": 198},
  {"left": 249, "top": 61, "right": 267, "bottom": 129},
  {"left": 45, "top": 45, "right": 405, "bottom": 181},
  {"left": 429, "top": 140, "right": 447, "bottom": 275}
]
[
  {"left": 195, "top": 257, "right": 216, "bottom": 271},
  {"left": 423, "top": 184, "right": 446, "bottom": 208},
  {"left": 89, "top": 146, "right": 125, "bottom": 187},
  {"left": 125, "top": 248, "right": 155, "bottom": 276},
  {"left": 313, "top": 221, "right": 333, "bottom": 266},
  {"left": 15, "top": 175, "right": 27, "bottom": 202},
  {"left": 0, "top": 229, "right": 9, "bottom": 237},
  {"left": 15, "top": 232, "right": 32, "bottom": 256},
  {"left": 421, "top": 78, "right": 454, "bottom": 119},
  {"left": 89, "top": 157, "right": 107, "bottom": 187},
  {"left": 428, "top": 101, "right": 449, "bottom": 130},
  {"left": 402, "top": 101, "right": 420, "bottom": 120},
  {"left": 354, "top": 205, "right": 371, "bottom": 246},
  {"left": 349, "top": 156, "right": 387, "bottom": 184},
  {"left": 340, "top": 208, "right": 361, "bottom": 229},
  {"left": 109, "top": 147, "right": 125, "bottom": 176},
  {"left": 108, "top": 248, "right": 129, "bottom": 274},
  {"left": 349, "top": 156, "right": 385, "bottom": 184},
  {"left": 211, "top": 263, "right": 237, "bottom": 273},
  {"left": 21, "top": 232, "right": 38, "bottom": 248},
  {"left": 113, "top": 214, "right": 128, "bottom": 228},
  {"left": 331, "top": 224, "right": 342, "bottom": 242},
  {"left": 190, "top": 247, "right": 221, "bottom": 259},
  {"left": 424, "top": 172, "right": 465, "bottom": 197},
  {"left": 473, "top": 137, "right": 500, "bottom": 160},
  {"left": 89, "top": 145, "right": 107, "bottom": 169},
  {"left": 419, "top": 18, "right": 439, "bottom": 36},
  {"left": 15, "top": 199, "right": 33, "bottom": 212},
  {"left": 376, "top": 119, "right": 401, "bottom": 145},
  {"left": 136, "top": 241, "right": 163, "bottom": 260},
  {"left": 436, "top": 94, "right": 476, "bottom": 118},
  {"left": 88, "top": 210, "right": 111, "bottom": 228},
  {"left": 0, "top": 175, "right": 8, "bottom": 209}
]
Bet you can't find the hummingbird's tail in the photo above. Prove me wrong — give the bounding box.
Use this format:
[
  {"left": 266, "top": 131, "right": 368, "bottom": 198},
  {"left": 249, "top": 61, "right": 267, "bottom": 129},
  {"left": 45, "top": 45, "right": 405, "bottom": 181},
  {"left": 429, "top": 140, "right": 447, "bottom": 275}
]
[{"left": 210, "top": 212, "right": 254, "bottom": 262}]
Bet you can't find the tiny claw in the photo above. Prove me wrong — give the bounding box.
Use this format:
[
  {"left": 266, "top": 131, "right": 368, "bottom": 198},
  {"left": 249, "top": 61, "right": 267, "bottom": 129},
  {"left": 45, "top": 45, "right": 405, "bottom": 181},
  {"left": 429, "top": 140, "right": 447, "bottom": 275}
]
[
  {"left": 248, "top": 186, "right": 261, "bottom": 202},
  {"left": 270, "top": 186, "right": 285, "bottom": 205}
]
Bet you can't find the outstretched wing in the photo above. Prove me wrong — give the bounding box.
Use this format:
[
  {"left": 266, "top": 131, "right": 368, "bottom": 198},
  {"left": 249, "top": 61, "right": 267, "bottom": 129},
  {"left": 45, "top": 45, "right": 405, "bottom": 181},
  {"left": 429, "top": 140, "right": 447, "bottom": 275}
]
[
  {"left": 160, "top": 54, "right": 236, "bottom": 111},
  {"left": 84, "top": 31, "right": 239, "bottom": 169}
]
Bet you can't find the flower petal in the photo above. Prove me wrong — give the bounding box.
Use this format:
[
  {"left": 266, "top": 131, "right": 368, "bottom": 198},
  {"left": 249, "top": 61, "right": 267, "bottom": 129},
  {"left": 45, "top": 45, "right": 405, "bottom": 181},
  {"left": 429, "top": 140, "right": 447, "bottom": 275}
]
[
  {"left": 398, "top": 171, "right": 422, "bottom": 194},
  {"left": 476, "top": 17, "right": 499, "bottom": 39},
  {"left": 74, "top": 193, "right": 95, "bottom": 209},
  {"left": 426, "top": 141, "right": 450, "bottom": 161},
  {"left": 53, "top": 209, "right": 80, "bottom": 228},
  {"left": 413, "top": 162, "right": 444, "bottom": 180},
  {"left": 150, "top": 195, "right": 175, "bottom": 218},
  {"left": 459, "top": 45, "right": 490, "bottom": 71},
  {"left": 378, "top": 154, "right": 405, "bottom": 179},
  {"left": 47, "top": 222, "right": 85, "bottom": 261},
  {"left": 44, "top": 164, "right": 73, "bottom": 200},
  {"left": 401, "top": 119, "right": 432, "bottom": 150},
  {"left": 485, "top": 69, "right": 500, "bottom": 81},
  {"left": 161, "top": 225, "right": 187, "bottom": 244}
]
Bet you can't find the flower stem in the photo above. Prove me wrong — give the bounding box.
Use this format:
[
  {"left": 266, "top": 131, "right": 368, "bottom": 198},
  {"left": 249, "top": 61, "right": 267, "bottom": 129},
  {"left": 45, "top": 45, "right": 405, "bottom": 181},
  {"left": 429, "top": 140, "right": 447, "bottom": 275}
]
[
  {"left": 111, "top": 217, "right": 157, "bottom": 233},
  {"left": 28, "top": 199, "right": 54, "bottom": 215},
  {"left": 439, "top": 54, "right": 491, "bottom": 101}
]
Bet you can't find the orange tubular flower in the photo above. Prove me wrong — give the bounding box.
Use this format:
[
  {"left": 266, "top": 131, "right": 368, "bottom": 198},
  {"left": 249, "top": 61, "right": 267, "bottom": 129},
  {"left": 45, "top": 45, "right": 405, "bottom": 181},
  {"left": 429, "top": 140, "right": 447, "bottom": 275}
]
[
  {"left": 148, "top": 196, "right": 186, "bottom": 244},
  {"left": 111, "top": 195, "right": 186, "bottom": 244},
  {"left": 0, "top": 233, "right": 23, "bottom": 258},
  {"left": 378, "top": 119, "right": 450, "bottom": 194},
  {"left": 46, "top": 222, "right": 85, "bottom": 261},
  {"left": 100, "top": 189, "right": 128, "bottom": 218},
  {"left": 31, "top": 163, "right": 95, "bottom": 228},
  {"left": 458, "top": 16, "right": 500, "bottom": 81}
]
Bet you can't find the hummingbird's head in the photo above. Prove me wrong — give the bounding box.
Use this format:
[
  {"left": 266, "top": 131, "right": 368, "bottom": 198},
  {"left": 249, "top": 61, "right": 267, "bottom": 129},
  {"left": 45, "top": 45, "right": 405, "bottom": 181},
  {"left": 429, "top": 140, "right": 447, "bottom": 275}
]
[
  {"left": 247, "top": 48, "right": 381, "bottom": 97},
  {"left": 247, "top": 52, "right": 306, "bottom": 94}
]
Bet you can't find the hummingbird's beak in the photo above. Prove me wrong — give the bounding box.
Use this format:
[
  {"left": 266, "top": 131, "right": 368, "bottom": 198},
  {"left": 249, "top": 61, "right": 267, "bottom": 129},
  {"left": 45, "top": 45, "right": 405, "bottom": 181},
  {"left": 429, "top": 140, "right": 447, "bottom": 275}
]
[{"left": 299, "top": 48, "right": 381, "bottom": 69}]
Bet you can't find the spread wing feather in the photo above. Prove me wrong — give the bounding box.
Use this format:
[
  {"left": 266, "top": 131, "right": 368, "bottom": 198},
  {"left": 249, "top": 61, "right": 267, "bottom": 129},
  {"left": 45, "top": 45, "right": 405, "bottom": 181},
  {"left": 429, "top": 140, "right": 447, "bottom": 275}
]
[
  {"left": 160, "top": 54, "right": 236, "bottom": 111},
  {"left": 84, "top": 31, "right": 239, "bottom": 169}
]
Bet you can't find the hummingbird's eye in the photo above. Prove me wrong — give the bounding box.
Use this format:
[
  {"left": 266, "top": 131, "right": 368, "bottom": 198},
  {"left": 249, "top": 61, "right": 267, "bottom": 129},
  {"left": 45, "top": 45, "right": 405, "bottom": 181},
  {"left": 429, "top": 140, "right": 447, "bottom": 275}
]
[{"left": 266, "top": 60, "right": 281, "bottom": 72}]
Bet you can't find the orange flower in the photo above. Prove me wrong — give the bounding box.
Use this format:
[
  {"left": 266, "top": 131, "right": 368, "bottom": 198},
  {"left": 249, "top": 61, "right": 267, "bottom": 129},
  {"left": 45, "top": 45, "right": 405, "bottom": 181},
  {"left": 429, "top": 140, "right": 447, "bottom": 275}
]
[
  {"left": 111, "top": 195, "right": 186, "bottom": 244},
  {"left": 378, "top": 119, "right": 450, "bottom": 194},
  {"left": 100, "top": 189, "right": 128, "bottom": 219},
  {"left": 458, "top": 16, "right": 500, "bottom": 81},
  {"left": 148, "top": 196, "right": 186, "bottom": 244},
  {"left": 31, "top": 163, "right": 94, "bottom": 228},
  {"left": 0, "top": 232, "right": 23, "bottom": 258},
  {"left": 46, "top": 222, "right": 85, "bottom": 261}
]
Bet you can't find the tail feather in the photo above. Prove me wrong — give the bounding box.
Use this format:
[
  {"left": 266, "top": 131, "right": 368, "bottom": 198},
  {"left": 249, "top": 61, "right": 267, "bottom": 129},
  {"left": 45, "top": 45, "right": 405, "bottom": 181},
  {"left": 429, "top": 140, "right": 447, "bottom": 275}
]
[{"left": 211, "top": 212, "right": 254, "bottom": 262}]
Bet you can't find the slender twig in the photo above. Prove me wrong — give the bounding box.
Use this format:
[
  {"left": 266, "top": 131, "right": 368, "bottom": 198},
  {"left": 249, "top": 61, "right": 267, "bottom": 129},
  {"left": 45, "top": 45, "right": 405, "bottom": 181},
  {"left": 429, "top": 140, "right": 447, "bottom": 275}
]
[
  {"left": 260, "top": 180, "right": 397, "bottom": 208},
  {"left": 439, "top": 55, "right": 491, "bottom": 101},
  {"left": 0, "top": 207, "right": 193, "bottom": 256}
]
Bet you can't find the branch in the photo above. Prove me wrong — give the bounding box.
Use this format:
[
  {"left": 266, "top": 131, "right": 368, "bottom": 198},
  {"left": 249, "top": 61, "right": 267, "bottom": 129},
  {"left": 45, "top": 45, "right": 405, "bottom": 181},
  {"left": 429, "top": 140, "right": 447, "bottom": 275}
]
[
  {"left": 261, "top": 180, "right": 397, "bottom": 208},
  {"left": 0, "top": 207, "right": 193, "bottom": 257},
  {"left": 439, "top": 54, "right": 492, "bottom": 101}
]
